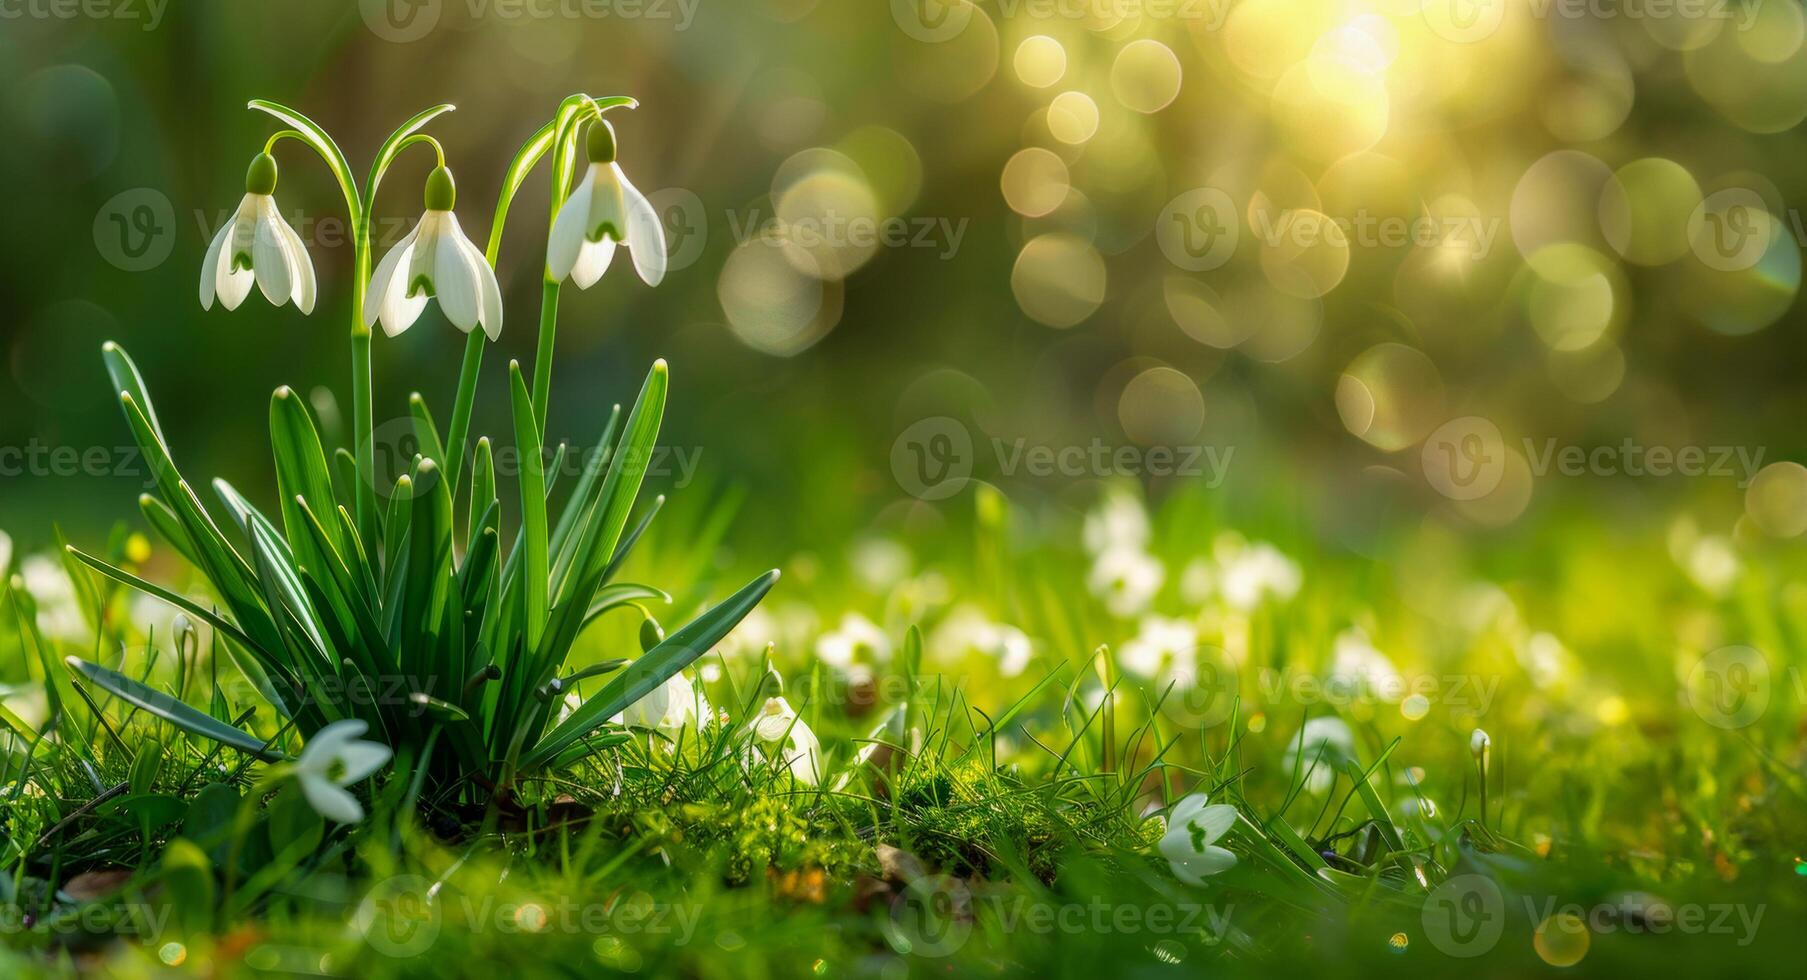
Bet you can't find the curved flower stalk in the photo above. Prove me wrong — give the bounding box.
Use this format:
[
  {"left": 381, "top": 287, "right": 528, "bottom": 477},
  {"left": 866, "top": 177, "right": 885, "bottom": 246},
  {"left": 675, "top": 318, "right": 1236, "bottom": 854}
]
[
  {"left": 65, "top": 94, "right": 778, "bottom": 809},
  {"left": 547, "top": 119, "right": 667, "bottom": 289},
  {"left": 1159, "top": 793, "right": 1238, "bottom": 885},
  {"left": 363, "top": 165, "right": 503, "bottom": 340},
  {"left": 199, "top": 153, "right": 316, "bottom": 314}
]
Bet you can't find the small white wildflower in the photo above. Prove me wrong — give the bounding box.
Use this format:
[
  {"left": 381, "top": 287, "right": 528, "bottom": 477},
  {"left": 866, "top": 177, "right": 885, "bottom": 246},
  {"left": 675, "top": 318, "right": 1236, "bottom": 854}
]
[
  {"left": 1088, "top": 548, "right": 1164, "bottom": 618},
  {"left": 1158, "top": 793, "right": 1238, "bottom": 885},
  {"left": 292, "top": 720, "right": 392, "bottom": 824},
  {"left": 750, "top": 696, "right": 821, "bottom": 785},
  {"left": 816, "top": 612, "right": 891, "bottom": 670},
  {"left": 546, "top": 119, "right": 666, "bottom": 288}
]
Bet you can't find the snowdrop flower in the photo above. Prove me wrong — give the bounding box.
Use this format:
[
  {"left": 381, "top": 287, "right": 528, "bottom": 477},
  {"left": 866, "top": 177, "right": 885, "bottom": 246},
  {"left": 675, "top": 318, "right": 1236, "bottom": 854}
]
[
  {"left": 751, "top": 696, "right": 822, "bottom": 785},
  {"left": 1118, "top": 616, "right": 1196, "bottom": 680},
  {"left": 1284, "top": 716, "right": 1355, "bottom": 794},
  {"left": 20, "top": 555, "right": 86, "bottom": 642},
  {"left": 615, "top": 671, "right": 711, "bottom": 734},
  {"left": 816, "top": 612, "right": 891, "bottom": 670},
  {"left": 363, "top": 165, "right": 503, "bottom": 340},
  {"left": 0, "top": 529, "right": 12, "bottom": 579},
  {"left": 200, "top": 153, "right": 316, "bottom": 314},
  {"left": 1088, "top": 548, "right": 1164, "bottom": 618},
  {"left": 546, "top": 119, "right": 666, "bottom": 289},
  {"left": 1083, "top": 488, "right": 1150, "bottom": 556},
  {"left": 1158, "top": 793, "right": 1238, "bottom": 885},
  {"left": 1327, "top": 629, "right": 1402, "bottom": 702},
  {"left": 292, "top": 720, "right": 393, "bottom": 823},
  {"left": 933, "top": 606, "right": 1034, "bottom": 677}
]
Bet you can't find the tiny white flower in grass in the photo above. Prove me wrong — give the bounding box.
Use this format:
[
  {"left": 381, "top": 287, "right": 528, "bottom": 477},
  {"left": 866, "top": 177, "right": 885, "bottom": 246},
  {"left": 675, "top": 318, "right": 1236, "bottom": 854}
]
[
  {"left": 1087, "top": 547, "right": 1164, "bottom": 618},
  {"left": 1083, "top": 488, "right": 1150, "bottom": 556},
  {"left": 1285, "top": 716, "right": 1355, "bottom": 794},
  {"left": 1158, "top": 793, "right": 1238, "bottom": 885},
  {"left": 363, "top": 165, "right": 503, "bottom": 340},
  {"left": 200, "top": 153, "right": 317, "bottom": 315},
  {"left": 0, "top": 529, "right": 11, "bottom": 579},
  {"left": 933, "top": 606, "right": 1035, "bottom": 677},
  {"left": 816, "top": 612, "right": 891, "bottom": 670},
  {"left": 751, "top": 696, "right": 822, "bottom": 785},
  {"left": 1118, "top": 615, "right": 1196, "bottom": 680},
  {"left": 21, "top": 555, "right": 86, "bottom": 643},
  {"left": 293, "top": 719, "right": 393, "bottom": 824},
  {"left": 1327, "top": 628, "right": 1402, "bottom": 702},
  {"left": 615, "top": 671, "right": 712, "bottom": 734},
  {"left": 547, "top": 119, "right": 666, "bottom": 289}
]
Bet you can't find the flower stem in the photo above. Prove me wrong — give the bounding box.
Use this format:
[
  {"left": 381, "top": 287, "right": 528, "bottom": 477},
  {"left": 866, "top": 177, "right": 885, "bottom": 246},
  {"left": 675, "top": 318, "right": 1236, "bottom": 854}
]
[
  {"left": 351, "top": 239, "right": 377, "bottom": 549},
  {"left": 530, "top": 276, "right": 561, "bottom": 436}
]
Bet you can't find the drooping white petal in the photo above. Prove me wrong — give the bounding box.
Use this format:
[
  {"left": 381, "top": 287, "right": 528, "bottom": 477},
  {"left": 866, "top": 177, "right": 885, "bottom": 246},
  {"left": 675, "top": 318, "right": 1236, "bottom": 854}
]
[
  {"left": 200, "top": 218, "right": 232, "bottom": 310},
  {"left": 365, "top": 220, "right": 425, "bottom": 335},
  {"left": 215, "top": 257, "right": 255, "bottom": 311},
  {"left": 1168, "top": 845, "right": 1237, "bottom": 885},
  {"left": 301, "top": 719, "right": 368, "bottom": 768},
  {"left": 451, "top": 221, "right": 503, "bottom": 340},
  {"left": 298, "top": 774, "right": 366, "bottom": 823},
  {"left": 617, "top": 165, "right": 668, "bottom": 286},
  {"left": 569, "top": 238, "right": 617, "bottom": 290},
  {"left": 546, "top": 170, "right": 598, "bottom": 281},
  {"left": 270, "top": 203, "right": 316, "bottom": 314},
  {"left": 432, "top": 213, "right": 481, "bottom": 332},
  {"left": 251, "top": 196, "right": 292, "bottom": 306},
  {"left": 334, "top": 740, "right": 393, "bottom": 784},
  {"left": 782, "top": 725, "right": 822, "bottom": 785}
]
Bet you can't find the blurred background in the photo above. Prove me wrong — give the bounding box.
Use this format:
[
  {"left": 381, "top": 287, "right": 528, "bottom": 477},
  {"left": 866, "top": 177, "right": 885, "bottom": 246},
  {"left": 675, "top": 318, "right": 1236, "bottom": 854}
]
[{"left": 5, "top": 0, "right": 1807, "bottom": 576}]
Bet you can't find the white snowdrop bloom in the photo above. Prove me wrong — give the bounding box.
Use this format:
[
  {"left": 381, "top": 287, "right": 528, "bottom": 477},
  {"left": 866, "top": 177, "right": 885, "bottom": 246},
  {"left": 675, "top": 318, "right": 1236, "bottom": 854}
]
[
  {"left": 1327, "top": 629, "right": 1403, "bottom": 702},
  {"left": 362, "top": 166, "right": 503, "bottom": 340},
  {"left": 933, "top": 606, "right": 1034, "bottom": 677},
  {"left": 1216, "top": 542, "right": 1302, "bottom": 611},
  {"left": 815, "top": 612, "right": 891, "bottom": 670},
  {"left": 558, "top": 690, "right": 583, "bottom": 726},
  {"left": 751, "top": 696, "right": 822, "bottom": 785},
  {"left": 20, "top": 555, "right": 86, "bottom": 642},
  {"left": 200, "top": 153, "right": 316, "bottom": 315},
  {"left": 616, "top": 671, "right": 710, "bottom": 734},
  {"left": 1684, "top": 535, "right": 1738, "bottom": 596},
  {"left": 1158, "top": 793, "right": 1238, "bottom": 885},
  {"left": 850, "top": 537, "right": 912, "bottom": 592},
  {"left": 1088, "top": 548, "right": 1164, "bottom": 618},
  {"left": 0, "top": 529, "right": 12, "bottom": 579},
  {"left": 293, "top": 720, "right": 393, "bottom": 824},
  {"left": 1284, "top": 716, "right": 1356, "bottom": 794},
  {"left": 713, "top": 603, "right": 777, "bottom": 659},
  {"left": 1118, "top": 615, "right": 1197, "bottom": 680},
  {"left": 1083, "top": 488, "right": 1151, "bottom": 556},
  {"left": 546, "top": 119, "right": 666, "bottom": 289}
]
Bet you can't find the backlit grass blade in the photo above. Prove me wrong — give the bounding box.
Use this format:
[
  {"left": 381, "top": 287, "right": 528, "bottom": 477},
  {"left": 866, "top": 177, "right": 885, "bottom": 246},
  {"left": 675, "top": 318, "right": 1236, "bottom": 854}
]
[
  {"left": 64, "top": 546, "right": 269, "bottom": 658},
  {"left": 521, "top": 568, "right": 779, "bottom": 771},
  {"left": 509, "top": 361, "right": 550, "bottom": 651},
  {"left": 270, "top": 386, "right": 345, "bottom": 558},
  {"left": 65, "top": 656, "right": 280, "bottom": 761}
]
